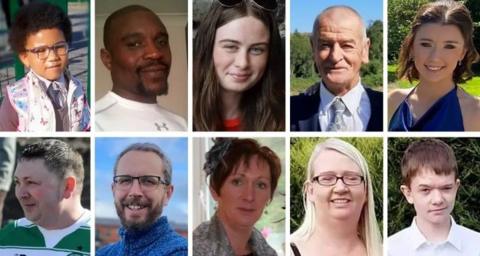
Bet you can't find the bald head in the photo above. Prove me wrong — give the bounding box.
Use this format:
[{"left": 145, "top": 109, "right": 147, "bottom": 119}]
[
  {"left": 311, "top": 6, "right": 367, "bottom": 44},
  {"left": 103, "top": 5, "right": 165, "bottom": 50}
]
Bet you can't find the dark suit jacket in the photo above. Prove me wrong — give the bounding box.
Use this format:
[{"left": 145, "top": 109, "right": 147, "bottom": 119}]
[{"left": 290, "top": 83, "right": 383, "bottom": 131}]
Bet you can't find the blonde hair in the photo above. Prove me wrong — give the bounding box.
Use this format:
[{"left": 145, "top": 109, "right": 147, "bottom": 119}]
[{"left": 290, "top": 138, "right": 382, "bottom": 256}]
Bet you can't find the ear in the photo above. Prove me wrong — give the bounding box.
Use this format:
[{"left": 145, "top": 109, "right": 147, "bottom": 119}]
[
  {"left": 100, "top": 48, "right": 112, "bottom": 70},
  {"left": 209, "top": 186, "right": 220, "bottom": 202},
  {"left": 306, "top": 181, "right": 315, "bottom": 203},
  {"left": 361, "top": 38, "right": 370, "bottom": 64},
  {"left": 400, "top": 185, "right": 414, "bottom": 204},
  {"left": 19, "top": 52, "right": 30, "bottom": 68},
  {"left": 162, "top": 185, "right": 174, "bottom": 207},
  {"left": 63, "top": 176, "right": 76, "bottom": 199}
]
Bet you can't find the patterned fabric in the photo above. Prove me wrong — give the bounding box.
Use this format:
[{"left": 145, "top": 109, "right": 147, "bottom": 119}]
[
  {"left": 96, "top": 216, "right": 187, "bottom": 256},
  {"left": 193, "top": 213, "right": 277, "bottom": 256},
  {"left": 326, "top": 97, "right": 347, "bottom": 131},
  {"left": 3, "top": 70, "right": 90, "bottom": 131}
]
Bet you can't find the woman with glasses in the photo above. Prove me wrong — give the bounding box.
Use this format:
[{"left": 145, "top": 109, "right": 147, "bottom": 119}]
[
  {"left": 388, "top": 1, "right": 480, "bottom": 131},
  {"left": 193, "top": 0, "right": 284, "bottom": 131},
  {"left": 290, "top": 138, "right": 382, "bottom": 256},
  {"left": 0, "top": 2, "right": 89, "bottom": 131},
  {"left": 193, "top": 138, "right": 281, "bottom": 255}
]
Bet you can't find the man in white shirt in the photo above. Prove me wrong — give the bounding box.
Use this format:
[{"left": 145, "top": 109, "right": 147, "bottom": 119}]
[
  {"left": 290, "top": 5, "right": 382, "bottom": 131},
  {"left": 0, "top": 139, "right": 90, "bottom": 255},
  {"left": 388, "top": 139, "right": 480, "bottom": 256},
  {"left": 96, "top": 5, "right": 187, "bottom": 131}
]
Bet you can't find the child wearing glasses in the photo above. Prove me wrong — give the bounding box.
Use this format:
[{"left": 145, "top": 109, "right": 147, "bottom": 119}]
[
  {"left": 388, "top": 139, "right": 480, "bottom": 255},
  {"left": 193, "top": 0, "right": 284, "bottom": 131},
  {"left": 0, "top": 2, "right": 90, "bottom": 131}
]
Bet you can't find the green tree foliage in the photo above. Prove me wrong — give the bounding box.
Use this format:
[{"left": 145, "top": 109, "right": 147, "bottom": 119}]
[
  {"left": 388, "top": 138, "right": 480, "bottom": 236},
  {"left": 290, "top": 137, "right": 383, "bottom": 233},
  {"left": 465, "top": 0, "right": 480, "bottom": 73},
  {"left": 290, "top": 30, "right": 315, "bottom": 78}
]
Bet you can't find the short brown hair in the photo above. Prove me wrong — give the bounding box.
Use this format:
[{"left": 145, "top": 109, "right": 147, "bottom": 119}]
[
  {"left": 401, "top": 139, "right": 458, "bottom": 186},
  {"left": 397, "top": 0, "right": 479, "bottom": 84},
  {"left": 204, "top": 138, "right": 281, "bottom": 198}
]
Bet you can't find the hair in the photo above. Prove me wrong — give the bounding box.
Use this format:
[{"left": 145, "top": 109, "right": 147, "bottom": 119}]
[
  {"left": 18, "top": 139, "right": 84, "bottom": 188},
  {"left": 8, "top": 2, "right": 72, "bottom": 53},
  {"left": 401, "top": 139, "right": 457, "bottom": 187},
  {"left": 204, "top": 138, "right": 281, "bottom": 199},
  {"left": 290, "top": 138, "right": 382, "bottom": 256},
  {"left": 114, "top": 143, "right": 173, "bottom": 185},
  {"left": 193, "top": 1, "right": 285, "bottom": 131},
  {"left": 311, "top": 5, "right": 367, "bottom": 45},
  {"left": 103, "top": 5, "right": 157, "bottom": 51},
  {"left": 397, "top": 0, "right": 479, "bottom": 84}
]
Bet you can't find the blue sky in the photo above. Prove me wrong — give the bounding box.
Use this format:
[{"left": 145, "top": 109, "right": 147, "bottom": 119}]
[
  {"left": 95, "top": 137, "right": 188, "bottom": 225},
  {"left": 291, "top": 0, "right": 383, "bottom": 33}
]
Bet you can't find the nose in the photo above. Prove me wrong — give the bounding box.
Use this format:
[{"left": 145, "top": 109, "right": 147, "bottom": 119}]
[
  {"left": 431, "top": 189, "right": 445, "bottom": 205},
  {"left": 234, "top": 49, "right": 249, "bottom": 69},
  {"left": 242, "top": 183, "right": 255, "bottom": 202},
  {"left": 144, "top": 39, "right": 164, "bottom": 60},
  {"left": 15, "top": 184, "right": 29, "bottom": 200},
  {"left": 127, "top": 179, "right": 144, "bottom": 196},
  {"left": 46, "top": 48, "right": 61, "bottom": 61},
  {"left": 333, "top": 178, "right": 349, "bottom": 193},
  {"left": 328, "top": 43, "right": 344, "bottom": 63},
  {"left": 428, "top": 46, "right": 441, "bottom": 61}
]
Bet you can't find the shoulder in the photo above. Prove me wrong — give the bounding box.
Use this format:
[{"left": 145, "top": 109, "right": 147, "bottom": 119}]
[
  {"left": 155, "top": 106, "right": 187, "bottom": 127},
  {"left": 96, "top": 241, "right": 121, "bottom": 256},
  {"left": 95, "top": 92, "right": 117, "bottom": 113},
  {"left": 455, "top": 224, "right": 480, "bottom": 241},
  {"left": 290, "top": 82, "right": 321, "bottom": 120},
  {"left": 251, "top": 228, "right": 277, "bottom": 255},
  {"left": 387, "top": 227, "right": 412, "bottom": 252},
  {"left": 388, "top": 88, "right": 410, "bottom": 121},
  {"left": 0, "top": 219, "right": 36, "bottom": 245},
  {"left": 193, "top": 221, "right": 220, "bottom": 255},
  {"left": 457, "top": 89, "right": 480, "bottom": 131}
]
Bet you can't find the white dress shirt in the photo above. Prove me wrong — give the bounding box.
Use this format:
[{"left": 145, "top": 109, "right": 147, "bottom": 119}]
[
  {"left": 388, "top": 216, "right": 480, "bottom": 256},
  {"left": 318, "top": 80, "right": 371, "bottom": 131}
]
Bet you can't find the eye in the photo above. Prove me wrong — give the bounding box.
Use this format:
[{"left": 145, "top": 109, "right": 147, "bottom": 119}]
[
  {"left": 155, "top": 37, "right": 168, "bottom": 47},
  {"left": 116, "top": 177, "right": 132, "bottom": 185},
  {"left": 318, "top": 42, "right": 331, "bottom": 50},
  {"left": 256, "top": 181, "right": 269, "bottom": 190},
  {"left": 222, "top": 44, "right": 239, "bottom": 53},
  {"left": 249, "top": 46, "right": 266, "bottom": 55},
  {"left": 31, "top": 47, "right": 48, "bottom": 54},
  {"left": 231, "top": 178, "right": 243, "bottom": 186},
  {"left": 341, "top": 43, "right": 355, "bottom": 50},
  {"left": 141, "top": 176, "right": 159, "bottom": 186},
  {"left": 420, "top": 42, "right": 432, "bottom": 47},
  {"left": 421, "top": 188, "right": 430, "bottom": 193},
  {"left": 126, "top": 41, "right": 143, "bottom": 48},
  {"left": 444, "top": 44, "right": 456, "bottom": 50}
]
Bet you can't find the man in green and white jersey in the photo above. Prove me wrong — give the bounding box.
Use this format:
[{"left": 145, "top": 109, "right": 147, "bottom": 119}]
[{"left": 0, "top": 139, "right": 90, "bottom": 255}]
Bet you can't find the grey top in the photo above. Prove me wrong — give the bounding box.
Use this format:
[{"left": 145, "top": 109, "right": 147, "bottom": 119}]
[{"left": 193, "top": 213, "right": 277, "bottom": 256}]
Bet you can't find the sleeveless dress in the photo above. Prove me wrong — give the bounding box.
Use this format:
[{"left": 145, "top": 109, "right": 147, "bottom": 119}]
[{"left": 389, "top": 86, "right": 464, "bottom": 131}]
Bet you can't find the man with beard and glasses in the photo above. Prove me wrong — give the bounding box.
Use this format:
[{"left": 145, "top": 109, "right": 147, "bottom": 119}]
[
  {"left": 96, "top": 143, "right": 187, "bottom": 256},
  {"left": 95, "top": 5, "right": 187, "bottom": 132},
  {"left": 0, "top": 139, "right": 90, "bottom": 255}
]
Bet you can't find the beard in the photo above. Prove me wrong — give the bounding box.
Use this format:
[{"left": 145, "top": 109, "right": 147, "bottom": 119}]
[
  {"left": 136, "top": 59, "right": 170, "bottom": 96},
  {"left": 114, "top": 196, "right": 163, "bottom": 231}
]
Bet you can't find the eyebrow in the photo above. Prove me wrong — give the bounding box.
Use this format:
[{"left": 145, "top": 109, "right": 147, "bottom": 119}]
[
  {"left": 417, "top": 183, "right": 454, "bottom": 188},
  {"left": 121, "top": 32, "right": 168, "bottom": 42},
  {"left": 418, "top": 38, "right": 461, "bottom": 44},
  {"left": 218, "top": 39, "right": 268, "bottom": 46}
]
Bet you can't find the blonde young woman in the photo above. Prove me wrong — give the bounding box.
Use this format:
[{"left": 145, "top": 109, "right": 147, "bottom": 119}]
[{"left": 290, "top": 138, "right": 382, "bottom": 256}]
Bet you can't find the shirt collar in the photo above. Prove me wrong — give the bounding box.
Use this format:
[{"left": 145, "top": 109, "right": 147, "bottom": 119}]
[
  {"left": 319, "top": 80, "right": 365, "bottom": 116},
  {"left": 31, "top": 70, "right": 66, "bottom": 89},
  {"left": 410, "top": 216, "right": 462, "bottom": 251}
]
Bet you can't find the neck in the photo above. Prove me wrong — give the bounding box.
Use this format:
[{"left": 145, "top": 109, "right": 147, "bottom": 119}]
[
  {"left": 415, "top": 216, "right": 451, "bottom": 242},
  {"left": 323, "top": 79, "right": 358, "bottom": 97},
  {"left": 112, "top": 87, "right": 157, "bottom": 104},
  {"left": 416, "top": 79, "right": 455, "bottom": 102},
  {"left": 314, "top": 216, "right": 361, "bottom": 243},
  {"left": 41, "top": 198, "right": 85, "bottom": 230},
  {"left": 217, "top": 212, "right": 252, "bottom": 255},
  {"left": 221, "top": 90, "right": 242, "bottom": 120}
]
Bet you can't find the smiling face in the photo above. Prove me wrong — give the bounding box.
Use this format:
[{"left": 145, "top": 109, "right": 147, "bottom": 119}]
[
  {"left": 412, "top": 23, "right": 466, "bottom": 88},
  {"left": 312, "top": 8, "right": 369, "bottom": 95},
  {"left": 401, "top": 169, "right": 459, "bottom": 226},
  {"left": 19, "top": 28, "right": 68, "bottom": 81},
  {"left": 213, "top": 16, "right": 270, "bottom": 96},
  {"left": 14, "top": 159, "right": 63, "bottom": 227},
  {"left": 212, "top": 155, "right": 272, "bottom": 229},
  {"left": 308, "top": 149, "right": 366, "bottom": 222},
  {"left": 112, "top": 150, "right": 173, "bottom": 230},
  {"left": 101, "top": 10, "right": 172, "bottom": 103}
]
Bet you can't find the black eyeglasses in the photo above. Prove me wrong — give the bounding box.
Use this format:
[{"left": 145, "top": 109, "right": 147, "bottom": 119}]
[
  {"left": 24, "top": 41, "right": 69, "bottom": 60},
  {"left": 312, "top": 174, "right": 364, "bottom": 186},
  {"left": 217, "top": 0, "right": 278, "bottom": 12},
  {"left": 113, "top": 175, "right": 169, "bottom": 191}
]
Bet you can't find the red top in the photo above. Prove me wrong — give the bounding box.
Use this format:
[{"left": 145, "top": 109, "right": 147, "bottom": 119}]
[{"left": 223, "top": 118, "right": 241, "bottom": 131}]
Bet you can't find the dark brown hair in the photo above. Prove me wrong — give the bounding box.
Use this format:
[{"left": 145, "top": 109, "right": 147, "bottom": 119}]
[
  {"left": 401, "top": 139, "right": 458, "bottom": 187},
  {"left": 397, "top": 0, "right": 479, "bottom": 84},
  {"left": 193, "top": 2, "right": 285, "bottom": 131},
  {"left": 205, "top": 138, "right": 281, "bottom": 198}
]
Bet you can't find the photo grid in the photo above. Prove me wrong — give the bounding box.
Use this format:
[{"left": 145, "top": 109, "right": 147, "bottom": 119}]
[{"left": 0, "top": 0, "right": 479, "bottom": 255}]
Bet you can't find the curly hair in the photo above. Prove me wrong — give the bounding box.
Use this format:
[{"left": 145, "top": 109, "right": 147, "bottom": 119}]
[
  {"left": 8, "top": 2, "right": 72, "bottom": 53},
  {"left": 204, "top": 138, "right": 281, "bottom": 199},
  {"left": 193, "top": 1, "right": 285, "bottom": 131}
]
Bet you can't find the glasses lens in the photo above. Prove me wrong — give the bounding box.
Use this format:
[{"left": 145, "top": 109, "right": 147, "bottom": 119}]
[
  {"left": 217, "top": 0, "right": 242, "bottom": 7},
  {"left": 54, "top": 42, "right": 68, "bottom": 55},
  {"left": 139, "top": 176, "right": 161, "bottom": 188},
  {"left": 344, "top": 176, "right": 362, "bottom": 185},
  {"left": 114, "top": 176, "right": 133, "bottom": 187},
  {"left": 252, "top": 0, "right": 277, "bottom": 11}
]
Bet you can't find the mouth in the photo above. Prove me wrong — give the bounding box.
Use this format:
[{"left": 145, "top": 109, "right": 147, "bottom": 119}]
[
  {"left": 330, "top": 198, "right": 351, "bottom": 204},
  {"left": 140, "top": 64, "right": 168, "bottom": 73},
  {"left": 237, "top": 207, "right": 256, "bottom": 213},
  {"left": 123, "top": 202, "right": 148, "bottom": 211},
  {"left": 429, "top": 207, "right": 447, "bottom": 213},
  {"left": 228, "top": 72, "right": 252, "bottom": 82},
  {"left": 424, "top": 65, "right": 445, "bottom": 71},
  {"left": 46, "top": 64, "right": 62, "bottom": 70}
]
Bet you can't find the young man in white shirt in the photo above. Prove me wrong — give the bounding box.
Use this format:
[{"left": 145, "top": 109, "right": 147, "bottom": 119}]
[{"left": 388, "top": 139, "right": 480, "bottom": 256}]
